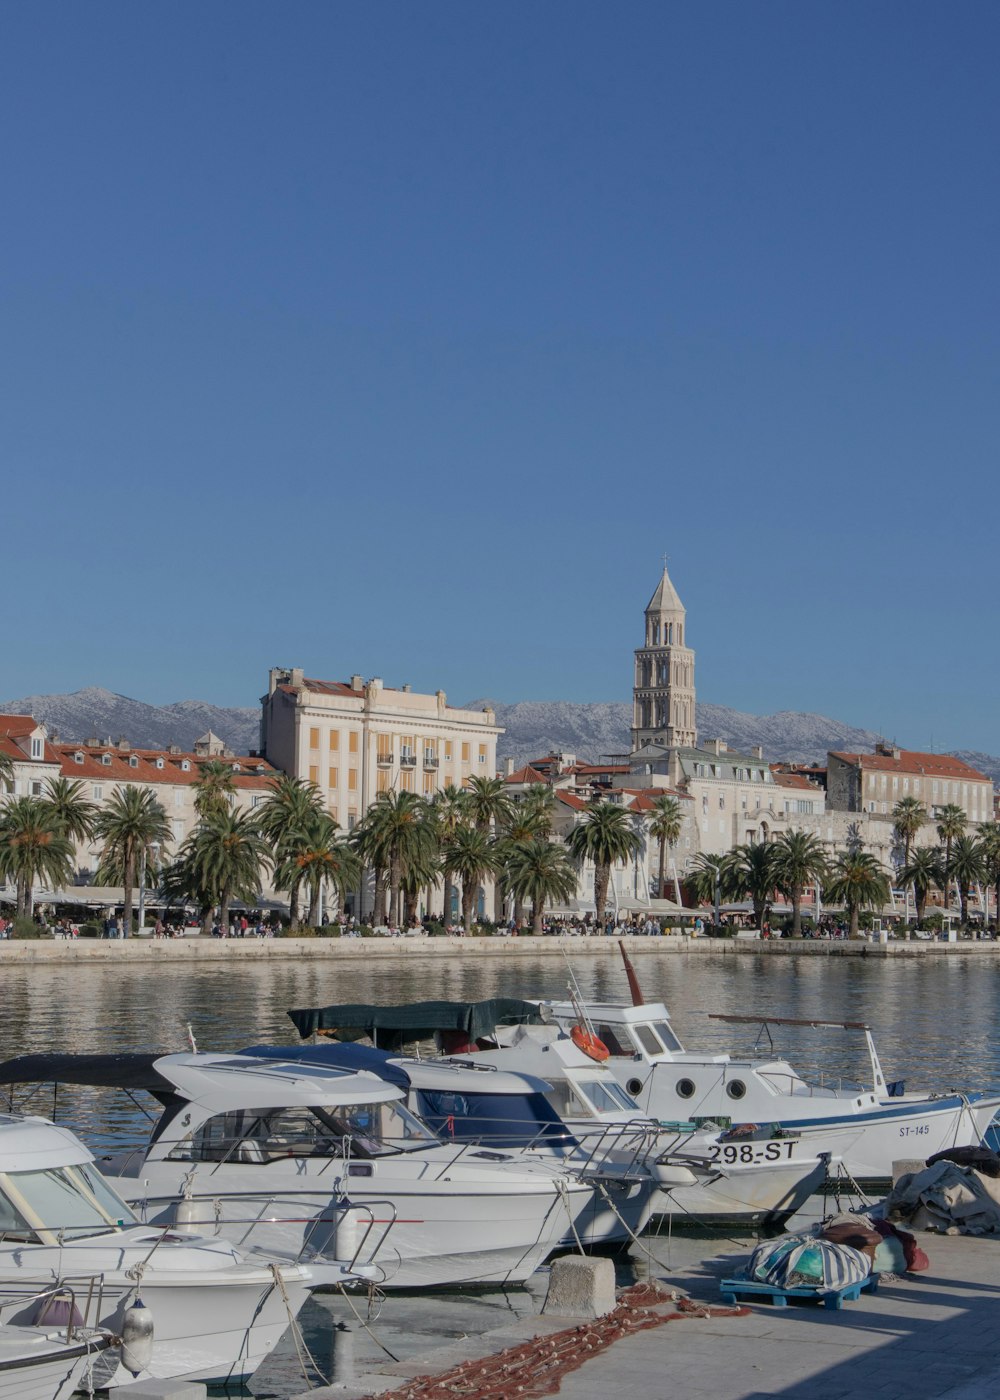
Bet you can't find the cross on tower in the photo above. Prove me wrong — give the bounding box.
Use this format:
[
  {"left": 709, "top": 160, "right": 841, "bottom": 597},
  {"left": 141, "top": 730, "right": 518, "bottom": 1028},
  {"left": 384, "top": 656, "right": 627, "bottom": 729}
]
[{"left": 661, "top": 552, "right": 669, "bottom": 570}]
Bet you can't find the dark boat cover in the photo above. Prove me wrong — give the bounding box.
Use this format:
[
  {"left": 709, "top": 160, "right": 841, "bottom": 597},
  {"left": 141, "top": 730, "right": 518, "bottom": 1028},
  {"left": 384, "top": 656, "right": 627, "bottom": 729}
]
[
  {"left": 0, "top": 1052, "right": 175, "bottom": 1095},
  {"left": 286, "top": 998, "right": 542, "bottom": 1050},
  {"left": 240, "top": 1042, "right": 412, "bottom": 1091}
]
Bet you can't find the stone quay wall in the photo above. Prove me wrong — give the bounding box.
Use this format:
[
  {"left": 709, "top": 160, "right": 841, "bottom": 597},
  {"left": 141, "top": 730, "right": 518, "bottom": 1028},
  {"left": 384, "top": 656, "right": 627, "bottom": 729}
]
[{"left": 0, "top": 935, "right": 997, "bottom": 965}]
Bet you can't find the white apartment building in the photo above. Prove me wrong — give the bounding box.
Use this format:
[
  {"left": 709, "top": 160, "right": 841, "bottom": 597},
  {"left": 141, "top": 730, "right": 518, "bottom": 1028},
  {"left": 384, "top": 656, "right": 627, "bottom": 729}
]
[{"left": 260, "top": 668, "right": 501, "bottom": 825}]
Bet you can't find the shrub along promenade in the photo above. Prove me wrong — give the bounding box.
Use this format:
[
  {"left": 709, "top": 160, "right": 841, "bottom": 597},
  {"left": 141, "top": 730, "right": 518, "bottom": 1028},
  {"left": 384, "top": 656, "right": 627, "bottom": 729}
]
[{"left": 1, "top": 931, "right": 999, "bottom": 963}]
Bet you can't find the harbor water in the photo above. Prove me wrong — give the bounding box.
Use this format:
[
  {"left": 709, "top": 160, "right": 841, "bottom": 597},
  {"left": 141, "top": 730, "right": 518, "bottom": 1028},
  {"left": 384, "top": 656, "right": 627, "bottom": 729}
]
[{"left": 1, "top": 950, "right": 997, "bottom": 1396}]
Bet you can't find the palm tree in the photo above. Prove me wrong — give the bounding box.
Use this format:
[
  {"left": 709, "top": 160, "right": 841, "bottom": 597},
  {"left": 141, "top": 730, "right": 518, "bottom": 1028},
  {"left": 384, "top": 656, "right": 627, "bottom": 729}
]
[
  {"left": 498, "top": 792, "right": 555, "bottom": 926},
  {"left": 44, "top": 777, "right": 98, "bottom": 844},
  {"left": 687, "top": 852, "right": 737, "bottom": 912},
  {"left": 184, "top": 809, "right": 270, "bottom": 934},
  {"left": 95, "top": 786, "right": 172, "bottom": 934},
  {"left": 465, "top": 776, "right": 514, "bottom": 834},
  {"left": 193, "top": 760, "right": 236, "bottom": 820},
  {"left": 892, "top": 797, "right": 927, "bottom": 878},
  {"left": 441, "top": 825, "right": 501, "bottom": 933},
  {"left": 257, "top": 775, "right": 324, "bottom": 927},
  {"left": 647, "top": 795, "right": 683, "bottom": 900},
  {"left": 431, "top": 785, "right": 471, "bottom": 921},
  {"left": 358, "top": 791, "right": 435, "bottom": 926},
  {"left": 899, "top": 846, "right": 944, "bottom": 925},
  {"left": 273, "top": 811, "right": 361, "bottom": 927},
  {"left": 0, "top": 752, "right": 14, "bottom": 797},
  {"left": 0, "top": 797, "right": 75, "bottom": 917},
  {"left": 936, "top": 804, "right": 967, "bottom": 911},
  {"left": 566, "top": 799, "right": 641, "bottom": 930},
  {"left": 824, "top": 851, "right": 890, "bottom": 938},
  {"left": 728, "top": 841, "right": 781, "bottom": 931},
  {"left": 505, "top": 837, "right": 577, "bottom": 934},
  {"left": 977, "top": 825, "right": 1000, "bottom": 932},
  {"left": 949, "top": 834, "right": 985, "bottom": 926},
  {"left": 772, "top": 830, "right": 828, "bottom": 937}
]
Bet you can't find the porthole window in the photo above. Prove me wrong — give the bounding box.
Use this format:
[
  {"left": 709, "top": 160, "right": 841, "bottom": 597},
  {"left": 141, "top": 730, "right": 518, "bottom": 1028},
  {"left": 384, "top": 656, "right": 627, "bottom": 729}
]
[
  {"left": 726, "top": 1079, "right": 747, "bottom": 1101},
  {"left": 626, "top": 1078, "right": 644, "bottom": 1098},
  {"left": 676, "top": 1078, "right": 696, "bottom": 1100}
]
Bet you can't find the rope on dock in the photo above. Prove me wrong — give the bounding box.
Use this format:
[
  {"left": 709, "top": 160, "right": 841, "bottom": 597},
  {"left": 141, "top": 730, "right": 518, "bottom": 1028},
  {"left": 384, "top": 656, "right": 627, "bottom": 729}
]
[{"left": 355, "top": 1282, "right": 751, "bottom": 1400}]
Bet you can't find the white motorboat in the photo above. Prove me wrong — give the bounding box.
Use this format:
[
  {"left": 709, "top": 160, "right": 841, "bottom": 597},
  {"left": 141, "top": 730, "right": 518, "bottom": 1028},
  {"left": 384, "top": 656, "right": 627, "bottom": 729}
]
[
  {"left": 0, "top": 1322, "right": 116, "bottom": 1400},
  {"left": 447, "top": 1021, "right": 852, "bottom": 1225},
  {"left": 539, "top": 998, "right": 1000, "bottom": 1179},
  {"left": 1, "top": 1052, "right": 596, "bottom": 1291},
  {"left": 0, "top": 1112, "right": 313, "bottom": 1389}
]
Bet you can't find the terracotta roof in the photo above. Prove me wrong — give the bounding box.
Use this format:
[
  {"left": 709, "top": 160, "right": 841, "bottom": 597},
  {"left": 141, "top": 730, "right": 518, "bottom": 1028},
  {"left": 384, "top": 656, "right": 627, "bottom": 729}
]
[
  {"left": 0, "top": 715, "right": 40, "bottom": 738},
  {"left": 555, "top": 791, "right": 589, "bottom": 811},
  {"left": 54, "top": 744, "right": 278, "bottom": 789},
  {"left": 830, "top": 750, "right": 991, "bottom": 783},
  {"left": 772, "top": 772, "right": 821, "bottom": 791},
  {"left": 504, "top": 765, "right": 548, "bottom": 785},
  {"left": 569, "top": 764, "right": 630, "bottom": 776}
]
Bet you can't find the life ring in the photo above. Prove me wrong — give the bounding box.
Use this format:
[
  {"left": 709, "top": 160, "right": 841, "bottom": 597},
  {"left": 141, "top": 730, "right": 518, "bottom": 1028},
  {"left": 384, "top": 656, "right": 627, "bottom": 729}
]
[{"left": 571, "top": 1025, "right": 610, "bottom": 1062}]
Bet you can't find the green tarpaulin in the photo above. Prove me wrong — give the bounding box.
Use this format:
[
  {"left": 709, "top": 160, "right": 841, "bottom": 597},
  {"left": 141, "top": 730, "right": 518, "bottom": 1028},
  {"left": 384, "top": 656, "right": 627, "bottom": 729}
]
[{"left": 287, "top": 998, "right": 542, "bottom": 1049}]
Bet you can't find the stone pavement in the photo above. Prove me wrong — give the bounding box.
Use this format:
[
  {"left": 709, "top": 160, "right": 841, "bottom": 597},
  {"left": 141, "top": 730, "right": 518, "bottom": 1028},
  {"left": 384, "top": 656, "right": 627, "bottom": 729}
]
[{"left": 291, "top": 1233, "right": 1000, "bottom": 1400}]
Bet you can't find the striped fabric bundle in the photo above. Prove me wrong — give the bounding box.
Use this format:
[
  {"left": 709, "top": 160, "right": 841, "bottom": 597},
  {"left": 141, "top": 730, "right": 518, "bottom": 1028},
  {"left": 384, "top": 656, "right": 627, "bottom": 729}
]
[{"left": 747, "top": 1232, "right": 871, "bottom": 1291}]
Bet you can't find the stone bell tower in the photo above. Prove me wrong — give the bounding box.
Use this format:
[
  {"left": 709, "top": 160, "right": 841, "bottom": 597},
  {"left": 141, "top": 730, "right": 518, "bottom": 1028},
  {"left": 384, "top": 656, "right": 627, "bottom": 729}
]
[{"left": 631, "top": 561, "right": 698, "bottom": 752}]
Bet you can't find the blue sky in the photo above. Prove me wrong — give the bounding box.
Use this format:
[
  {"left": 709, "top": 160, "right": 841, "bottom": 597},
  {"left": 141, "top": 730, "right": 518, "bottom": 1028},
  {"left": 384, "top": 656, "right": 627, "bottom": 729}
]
[{"left": 3, "top": 3, "right": 998, "bottom": 751}]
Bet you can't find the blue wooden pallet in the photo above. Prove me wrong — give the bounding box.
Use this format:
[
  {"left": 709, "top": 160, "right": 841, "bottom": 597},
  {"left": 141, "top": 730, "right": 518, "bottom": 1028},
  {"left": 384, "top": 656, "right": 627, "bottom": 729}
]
[{"left": 719, "top": 1271, "right": 878, "bottom": 1310}]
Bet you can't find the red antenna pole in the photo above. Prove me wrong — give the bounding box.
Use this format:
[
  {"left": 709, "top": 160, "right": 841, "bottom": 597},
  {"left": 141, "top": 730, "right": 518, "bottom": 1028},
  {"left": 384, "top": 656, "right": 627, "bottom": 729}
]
[{"left": 618, "top": 939, "right": 645, "bottom": 1007}]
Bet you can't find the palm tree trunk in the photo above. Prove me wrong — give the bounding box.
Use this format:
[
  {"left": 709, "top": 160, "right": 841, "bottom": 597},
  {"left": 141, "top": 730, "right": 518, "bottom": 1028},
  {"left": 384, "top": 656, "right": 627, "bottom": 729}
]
[
  {"left": 462, "top": 882, "right": 475, "bottom": 934},
  {"left": 288, "top": 874, "right": 302, "bottom": 929},
  {"left": 594, "top": 863, "right": 610, "bottom": 929},
  {"left": 201, "top": 903, "right": 214, "bottom": 935},
  {"left": 532, "top": 897, "right": 545, "bottom": 935},
  {"left": 307, "top": 881, "right": 321, "bottom": 928},
  {"left": 792, "top": 889, "right": 802, "bottom": 937},
  {"left": 513, "top": 893, "right": 525, "bottom": 927},
  {"left": 917, "top": 889, "right": 927, "bottom": 924},
  {"left": 123, "top": 853, "right": 135, "bottom": 935},
  {"left": 658, "top": 839, "right": 666, "bottom": 898},
  {"left": 389, "top": 855, "right": 401, "bottom": 926},
  {"left": 405, "top": 887, "right": 419, "bottom": 925},
  {"left": 17, "top": 876, "right": 30, "bottom": 920},
  {"left": 960, "top": 883, "right": 970, "bottom": 925},
  {"left": 219, "top": 882, "right": 232, "bottom": 936},
  {"left": 849, "top": 901, "right": 860, "bottom": 938}
]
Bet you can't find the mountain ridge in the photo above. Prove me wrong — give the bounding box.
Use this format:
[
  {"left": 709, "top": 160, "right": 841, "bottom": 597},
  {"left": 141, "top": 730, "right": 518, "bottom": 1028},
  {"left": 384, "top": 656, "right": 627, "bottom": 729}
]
[{"left": 3, "top": 686, "right": 998, "bottom": 786}]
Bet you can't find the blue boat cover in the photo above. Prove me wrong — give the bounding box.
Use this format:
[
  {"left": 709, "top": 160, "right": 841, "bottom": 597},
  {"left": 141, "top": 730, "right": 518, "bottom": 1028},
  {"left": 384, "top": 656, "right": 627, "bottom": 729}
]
[{"left": 239, "top": 1042, "right": 412, "bottom": 1091}]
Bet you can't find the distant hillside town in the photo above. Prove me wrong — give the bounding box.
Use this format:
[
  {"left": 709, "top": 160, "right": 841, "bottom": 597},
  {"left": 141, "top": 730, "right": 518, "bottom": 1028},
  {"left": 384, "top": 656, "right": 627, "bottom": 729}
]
[{"left": 2, "top": 564, "right": 998, "bottom": 929}]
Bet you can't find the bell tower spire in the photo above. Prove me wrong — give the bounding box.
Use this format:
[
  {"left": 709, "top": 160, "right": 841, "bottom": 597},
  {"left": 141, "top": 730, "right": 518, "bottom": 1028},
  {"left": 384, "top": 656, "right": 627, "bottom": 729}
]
[{"left": 631, "top": 560, "right": 697, "bottom": 751}]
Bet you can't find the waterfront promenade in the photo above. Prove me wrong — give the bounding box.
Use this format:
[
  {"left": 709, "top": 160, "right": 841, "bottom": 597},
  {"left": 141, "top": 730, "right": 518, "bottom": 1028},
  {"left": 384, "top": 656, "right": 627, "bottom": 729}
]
[
  {"left": 295, "top": 1232, "right": 1000, "bottom": 1400},
  {"left": 0, "top": 933, "right": 998, "bottom": 964}
]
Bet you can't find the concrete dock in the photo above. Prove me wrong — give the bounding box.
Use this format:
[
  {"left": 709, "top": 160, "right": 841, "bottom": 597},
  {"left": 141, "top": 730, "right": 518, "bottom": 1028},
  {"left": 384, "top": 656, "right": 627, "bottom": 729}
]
[{"left": 288, "top": 1233, "right": 1000, "bottom": 1400}]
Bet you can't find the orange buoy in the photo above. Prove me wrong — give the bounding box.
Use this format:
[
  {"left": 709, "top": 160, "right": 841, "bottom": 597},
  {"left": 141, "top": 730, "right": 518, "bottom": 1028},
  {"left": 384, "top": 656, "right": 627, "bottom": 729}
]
[{"left": 571, "top": 1024, "right": 610, "bottom": 1062}]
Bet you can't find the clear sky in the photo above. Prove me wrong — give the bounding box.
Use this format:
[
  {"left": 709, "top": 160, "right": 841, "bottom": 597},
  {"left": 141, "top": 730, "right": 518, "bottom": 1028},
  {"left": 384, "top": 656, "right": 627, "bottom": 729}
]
[{"left": 3, "top": 3, "right": 998, "bottom": 751}]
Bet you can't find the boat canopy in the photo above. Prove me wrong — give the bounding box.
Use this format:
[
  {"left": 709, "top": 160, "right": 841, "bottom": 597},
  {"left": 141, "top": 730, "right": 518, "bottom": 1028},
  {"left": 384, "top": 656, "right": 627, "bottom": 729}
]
[
  {"left": 287, "top": 998, "right": 543, "bottom": 1049},
  {"left": 0, "top": 1052, "right": 176, "bottom": 1097}
]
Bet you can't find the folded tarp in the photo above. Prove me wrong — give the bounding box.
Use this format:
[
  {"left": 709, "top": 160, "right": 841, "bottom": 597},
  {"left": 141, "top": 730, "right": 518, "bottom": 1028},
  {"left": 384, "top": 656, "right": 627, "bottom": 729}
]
[
  {"left": 0, "top": 1052, "right": 173, "bottom": 1094},
  {"left": 287, "top": 998, "right": 543, "bottom": 1050},
  {"left": 240, "top": 1041, "right": 411, "bottom": 1091}
]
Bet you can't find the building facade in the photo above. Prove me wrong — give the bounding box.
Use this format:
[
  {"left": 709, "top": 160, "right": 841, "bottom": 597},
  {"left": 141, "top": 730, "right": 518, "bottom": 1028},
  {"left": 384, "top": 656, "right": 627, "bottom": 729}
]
[{"left": 260, "top": 668, "right": 501, "bottom": 825}]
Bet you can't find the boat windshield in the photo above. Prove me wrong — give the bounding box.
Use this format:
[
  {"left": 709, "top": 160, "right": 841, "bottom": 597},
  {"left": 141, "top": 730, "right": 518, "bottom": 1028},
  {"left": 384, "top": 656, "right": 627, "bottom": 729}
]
[
  {"left": 0, "top": 1164, "right": 137, "bottom": 1242},
  {"left": 573, "top": 1078, "right": 640, "bottom": 1114},
  {"left": 414, "top": 1089, "right": 576, "bottom": 1149},
  {"left": 168, "top": 1101, "right": 438, "bottom": 1163}
]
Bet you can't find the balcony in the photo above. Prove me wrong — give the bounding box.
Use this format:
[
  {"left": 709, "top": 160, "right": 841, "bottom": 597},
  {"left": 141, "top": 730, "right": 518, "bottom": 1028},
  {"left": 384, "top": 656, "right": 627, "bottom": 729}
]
[
  {"left": 400, "top": 752, "right": 417, "bottom": 768},
  {"left": 376, "top": 752, "right": 393, "bottom": 767},
  {"left": 424, "top": 754, "right": 440, "bottom": 768}
]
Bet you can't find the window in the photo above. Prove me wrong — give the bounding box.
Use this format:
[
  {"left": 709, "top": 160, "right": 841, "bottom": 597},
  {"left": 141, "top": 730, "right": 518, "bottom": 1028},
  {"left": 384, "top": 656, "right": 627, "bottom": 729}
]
[
  {"left": 30, "top": 736, "right": 43, "bottom": 759},
  {"left": 74, "top": 751, "right": 84, "bottom": 764},
  {"left": 423, "top": 772, "right": 436, "bottom": 795},
  {"left": 309, "top": 728, "right": 320, "bottom": 749},
  {"left": 30, "top": 781, "right": 42, "bottom": 797},
  {"left": 180, "top": 760, "right": 190, "bottom": 772},
  {"left": 377, "top": 735, "right": 392, "bottom": 761},
  {"left": 461, "top": 742, "right": 470, "bottom": 762},
  {"left": 348, "top": 769, "right": 357, "bottom": 791},
  {"left": 329, "top": 732, "right": 339, "bottom": 751},
  {"left": 155, "top": 757, "right": 164, "bottom": 769},
  {"left": 588, "top": 1025, "right": 633, "bottom": 1057},
  {"left": 377, "top": 769, "right": 390, "bottom": 793},
  {"left": 172, "top": 818, "right": 184, "bottom": 843},
  {"left": 676, "top": 1078, "right": 696, "bottom": 1099},
  {"left": 92, "top": 785, "right": 103, "bottom": 801},
  {"left": 102, "top": 753, "right": 112, "bottom": 766},
  {"left": 251, "top": 795, "right": 264, "bottom": 809},
  {"left": 1, "top": 1165, "right": 137, "bottom": 1241},
  {"left": 129, "top": 755, "right": 138, "bottom": 768},
  {"left": 171, "top": 1103, "right": 436, "bottom": 1164},
  {"left": 478, "top": 744, "right": 487, "bottom": 764},
  {"left": 309, "top": 765, "right": 318, "bottom": 785},
  {"left": 631, "top": 1025, "right": 666, "bottom": 1057},
  {"left": 174, "top": 791, "right": 183, "bottom": 808},
  {"left": 348, "top": 732, "right": 359, "bottom": 755},
  {"left": 400, "top": 769, "right": 415, "bottom": 792},
  {"left": 328, "top": 767, "right": 338, "bottom": 789}
]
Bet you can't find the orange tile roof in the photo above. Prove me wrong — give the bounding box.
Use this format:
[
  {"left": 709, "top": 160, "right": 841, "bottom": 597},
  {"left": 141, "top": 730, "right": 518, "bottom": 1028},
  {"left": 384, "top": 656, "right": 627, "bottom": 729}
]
[
  {"left": 0, "top": 715, "right": 40, "bottom": 738},
  {"left": 555, "top": 791, "right": 589, "bottom": 811},
  {"left": 54, "top": 744, "right": 278, "bottom": 789},
  {"left": 830, "top": 750, "right": 991, "bottom": 783},
  {"left": 504, "top": 765, "right": 548, "bottom": 785},
  {"left": 772, "top": 771, "right": 821, "bottom": 790}
]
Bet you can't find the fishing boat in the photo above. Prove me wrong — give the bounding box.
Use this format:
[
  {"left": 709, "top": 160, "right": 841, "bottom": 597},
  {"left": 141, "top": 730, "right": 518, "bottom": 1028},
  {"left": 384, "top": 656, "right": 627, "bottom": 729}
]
[
  {"left": 537, "top": 996, "right": 1000, "bottom": 1180},
  {"left": 0, "top": 1322, "right": 116, "bottom": 1400},
  {"left": 0, "top": 1111, "right": 313, "bottom": 1389},
  {"left": 0, "top": 1052, "right": 595, "bottom": 1291}
]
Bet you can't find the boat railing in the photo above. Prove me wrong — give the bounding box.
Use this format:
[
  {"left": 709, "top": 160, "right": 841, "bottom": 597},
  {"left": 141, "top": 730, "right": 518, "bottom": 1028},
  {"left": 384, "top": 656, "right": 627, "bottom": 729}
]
[
  {"left": 569, "top": 1120, "right": 666, "bottom": 1176},
  {"left": 129, "top": 1191, "right": 398, "bottom": 1275},
  {"left": 0, "top": 1274, "right": 109, "bottom": 1334},
  {"left": 756, "top": 1067, "right": 870, "bottom": 1099}
]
